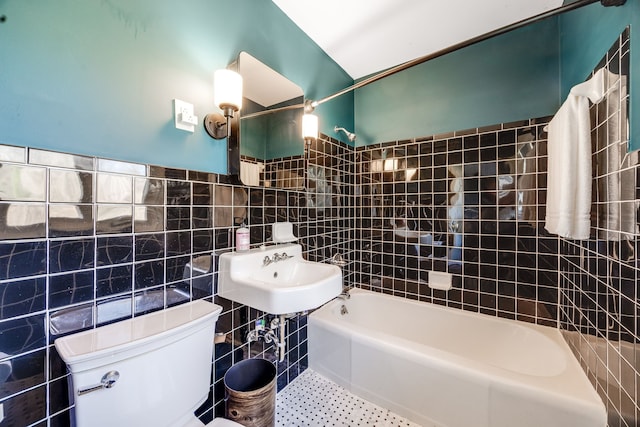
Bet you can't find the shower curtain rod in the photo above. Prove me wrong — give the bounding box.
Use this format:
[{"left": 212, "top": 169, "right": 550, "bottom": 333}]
[{"left": 310, "top": 0, "right": 619, "bottom": 109}]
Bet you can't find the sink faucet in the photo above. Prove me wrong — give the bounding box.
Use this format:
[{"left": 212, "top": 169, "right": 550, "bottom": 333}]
[{"left": 262, "top": 252, "right": 293, "bottom": 266}]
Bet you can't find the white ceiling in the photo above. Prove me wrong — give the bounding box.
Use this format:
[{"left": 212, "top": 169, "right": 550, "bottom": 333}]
[{"left": 273, "top": 0, "right": 563, "bottom": 79}]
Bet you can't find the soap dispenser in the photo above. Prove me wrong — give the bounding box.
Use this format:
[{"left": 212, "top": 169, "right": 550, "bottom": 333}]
[{"left": 236, "top": 222, "right": 250, "bottom": 252}]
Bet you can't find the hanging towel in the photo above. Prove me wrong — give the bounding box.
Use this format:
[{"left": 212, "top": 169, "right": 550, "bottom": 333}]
[
  {"left": 240, "top": 160, "right": 264, "bottom": 186},
  {"left": 545, "top": 68, "right": 607, "bottom": 239}
]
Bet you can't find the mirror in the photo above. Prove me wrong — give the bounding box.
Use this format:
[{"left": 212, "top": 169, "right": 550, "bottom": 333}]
[{"left": 233, "top": 52, "right": 306, "bottom": 189}]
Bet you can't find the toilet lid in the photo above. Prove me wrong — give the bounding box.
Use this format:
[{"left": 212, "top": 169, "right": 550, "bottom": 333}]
[{"left": 207, "top": 419, "right": 244, "bottom": 427}]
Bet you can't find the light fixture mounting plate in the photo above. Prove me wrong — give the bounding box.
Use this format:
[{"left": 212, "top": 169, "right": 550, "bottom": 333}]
[{"left": 204, "top": 113, "right": 227, "bottom": 139}]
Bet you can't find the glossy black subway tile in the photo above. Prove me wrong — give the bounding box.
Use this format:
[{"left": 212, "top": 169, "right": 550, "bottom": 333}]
[
  {"left": 49, "top": 238, "right": 95, "bottom": 274},
  {"left": 0, "top": 313, "right": 46, "bottom": 357},
  {"left": 97, "top": 173, "right": 133, "bottom": 204},
  {"left": 167, "top": 180, "right": 192, "bottom": 205},
  {"left": 193, "top": 229, "right": 214, "bottom": 254},
  {"left": 49, "top": 204, "right": 94, "bottom": 238},
  {"left": 0, "top": 164, "right": 47, "bottom": 201},
  {"left": 49, "top": 169, "right": 93, "bottom": 203},
  {"left": 0, "top": 277, "right": 46, "bottom": 320},
  {"left": 96, "top": 205, "right": 133, "bottom": 234},
  {"left": 0, "top": 348, "right": 45, "bottom": 400},
  {"left": 134, "top": 205, "right": 165, "bottom": 233},
  {"left": 135, "top": 233, "right": 165, "bottom": 261},
  {"left": 0, "top": 241, "right": 47, "bottom": 281},
  {"left": 135, "top": 177, "right": 165, "bottom": 205},
  {"left": 134, "top": 260, "right": 165, "bottom": 290},
  {"left": 149, "top": 166, "right": 186, "bottom": 180},
  {"left": 97, "top": 158, "right": 146, "bottom": 176},
  {"left": 48, "top": 375, "right": 71, "bottom": 415},
  {"left": 96, "top": 264, "right": 133, "bottom": 298},
  {"left": 96, "top": 236, "right": 133, "bottom": 266},
  {"left": 166, "top": 231, "right": 192, "bottom": 257},
  {"left": 29, "top": 148, "right": 93, "bottom": 171},
  {"left": 166, "top": 255, "right": 190, "bottom": 284},
  {"left": 0, "top": 202, "right": 46, "bottom": 239},
  {"left": 0, "top": 384, "right": 47, "bottom": 427},
  {"left": 49, "top": 270, "right": 94, "bottom": 309},
  {"left": 167, "top": 206, "right": 192, "bottom": 230}
]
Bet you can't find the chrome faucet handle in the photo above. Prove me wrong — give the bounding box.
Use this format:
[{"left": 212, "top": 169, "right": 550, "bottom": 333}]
[
  {"left": 263, "top": 256, "right": 272, "bottom": 266},
  {"left": 77, "top": 371, "right": 120, "bottom": 396},
  {"left": 329, "top": 253, "right": 347, "bottom": 266}
]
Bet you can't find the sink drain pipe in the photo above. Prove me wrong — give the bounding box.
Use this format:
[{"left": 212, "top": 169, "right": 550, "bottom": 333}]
[
  {"left": 264, "top": 316, "right": 286, "bottom": 363},
  {"left": 250, "top": 315, "right": 287, "bottom": 362}
]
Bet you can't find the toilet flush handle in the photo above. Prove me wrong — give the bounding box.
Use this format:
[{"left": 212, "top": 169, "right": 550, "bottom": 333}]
[{"left": 77, "top": 370, "right": 120, "bottom": 396}]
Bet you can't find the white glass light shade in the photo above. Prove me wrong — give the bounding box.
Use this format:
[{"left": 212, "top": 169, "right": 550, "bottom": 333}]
[
  {"left": 302, "top": 113, "right": 319, "bottom": 141},
  {"left": 214, "top": 69, "right": 243, "bottom": 112}
]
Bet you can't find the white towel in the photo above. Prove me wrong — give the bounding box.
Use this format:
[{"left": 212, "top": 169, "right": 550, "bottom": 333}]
[
  {"left": 545, "top": 68, "right": 607, "bottom": 239},
  {"left": 240, "top": 160, "right": 264, "bottom": 186}
]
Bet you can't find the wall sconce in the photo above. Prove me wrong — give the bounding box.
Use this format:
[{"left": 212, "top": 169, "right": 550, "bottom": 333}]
[
  {"left": 302, "top": 113, "right": 318, "bottom": 145},
  {"left": 204, "top": 69, "right": 243, "bottom": 139}
]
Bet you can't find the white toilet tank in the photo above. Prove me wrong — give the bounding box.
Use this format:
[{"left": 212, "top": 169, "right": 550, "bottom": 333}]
[{"left": 55, "top": 300, "right": 223, "bottom": 427}]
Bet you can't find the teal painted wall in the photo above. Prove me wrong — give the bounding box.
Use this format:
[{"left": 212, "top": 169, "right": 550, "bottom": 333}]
[
  {"left": 0, "top": 0, "right": 353, "bottom": 173},
  {"left": 353, "top": 18, "right": 561, "bottom": 147},
  {"left": 559, "top": 1, "right": 639, "bottom": 150}
]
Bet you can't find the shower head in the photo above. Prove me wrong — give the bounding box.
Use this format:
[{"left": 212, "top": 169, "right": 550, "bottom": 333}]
[{"left": 334, "top": 126, "right": 357, "bottom": 142}]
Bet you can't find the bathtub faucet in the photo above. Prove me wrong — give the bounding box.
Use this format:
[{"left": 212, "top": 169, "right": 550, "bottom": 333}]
[
  {"left": 337, "top": 288, "right": 350, "bottom": 300},
  {"left": 337, "top": 289, "right": 350, "bottom": 315}
]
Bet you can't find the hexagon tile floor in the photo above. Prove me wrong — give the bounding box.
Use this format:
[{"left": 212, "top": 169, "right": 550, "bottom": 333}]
[{"left": 275, "top": 369, "right": 420, "bottom": 427}]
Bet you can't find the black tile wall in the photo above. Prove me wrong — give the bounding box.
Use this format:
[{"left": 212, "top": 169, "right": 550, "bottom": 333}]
[
  {"left": 558, "top": 29, "right": 639, "bottom": 427},
  {"left": 0, "top": 277, "right": 46, "bottom": 320},
  {"left": 350, "top": 118, "right": 558, "bottom": 326},
  {"left": 0, "top": 135, "right": 351, "bottom": 426},
  {"left": 0, "top": 242, "right": 47, "bottom": 280}
]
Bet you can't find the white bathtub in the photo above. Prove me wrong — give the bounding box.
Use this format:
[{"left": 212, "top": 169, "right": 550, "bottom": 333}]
[{"left": 309, "top": 289, "right": 606, "bottom": 427}]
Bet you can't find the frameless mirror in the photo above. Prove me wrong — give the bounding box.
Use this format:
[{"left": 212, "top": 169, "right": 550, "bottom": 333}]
[{"left": 233, "top": 52, "right": 306, "bottom": 189}]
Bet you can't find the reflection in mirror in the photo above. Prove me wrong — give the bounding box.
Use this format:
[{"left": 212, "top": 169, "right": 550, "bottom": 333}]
[
  {"left": 234, "top": 52, "right": 305, "bottom": 189},
  {"left": 305, "top": 137, "right": 349, "bottom": 212},
  {"left": 306, "top": 166, "right": 331, "bottom": 210}
]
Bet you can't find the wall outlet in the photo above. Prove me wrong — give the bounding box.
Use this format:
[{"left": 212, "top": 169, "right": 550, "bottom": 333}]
[{"left": 173, "top": 99, "right": 197, "bottom": 132}]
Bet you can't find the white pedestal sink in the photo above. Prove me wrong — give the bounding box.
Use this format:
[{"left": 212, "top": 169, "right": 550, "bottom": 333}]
[{"left": 217, "top": 243, "right": 342, "bottom": 314}]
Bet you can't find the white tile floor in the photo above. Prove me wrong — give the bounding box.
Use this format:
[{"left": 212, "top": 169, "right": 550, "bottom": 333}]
[{"left": 276, "top": 369, "right": 421, "bottom": 427}]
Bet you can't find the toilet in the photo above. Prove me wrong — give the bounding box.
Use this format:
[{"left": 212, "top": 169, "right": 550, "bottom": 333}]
[{"left": 54, "top": 300, "right": 243, "bottom": 427}]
